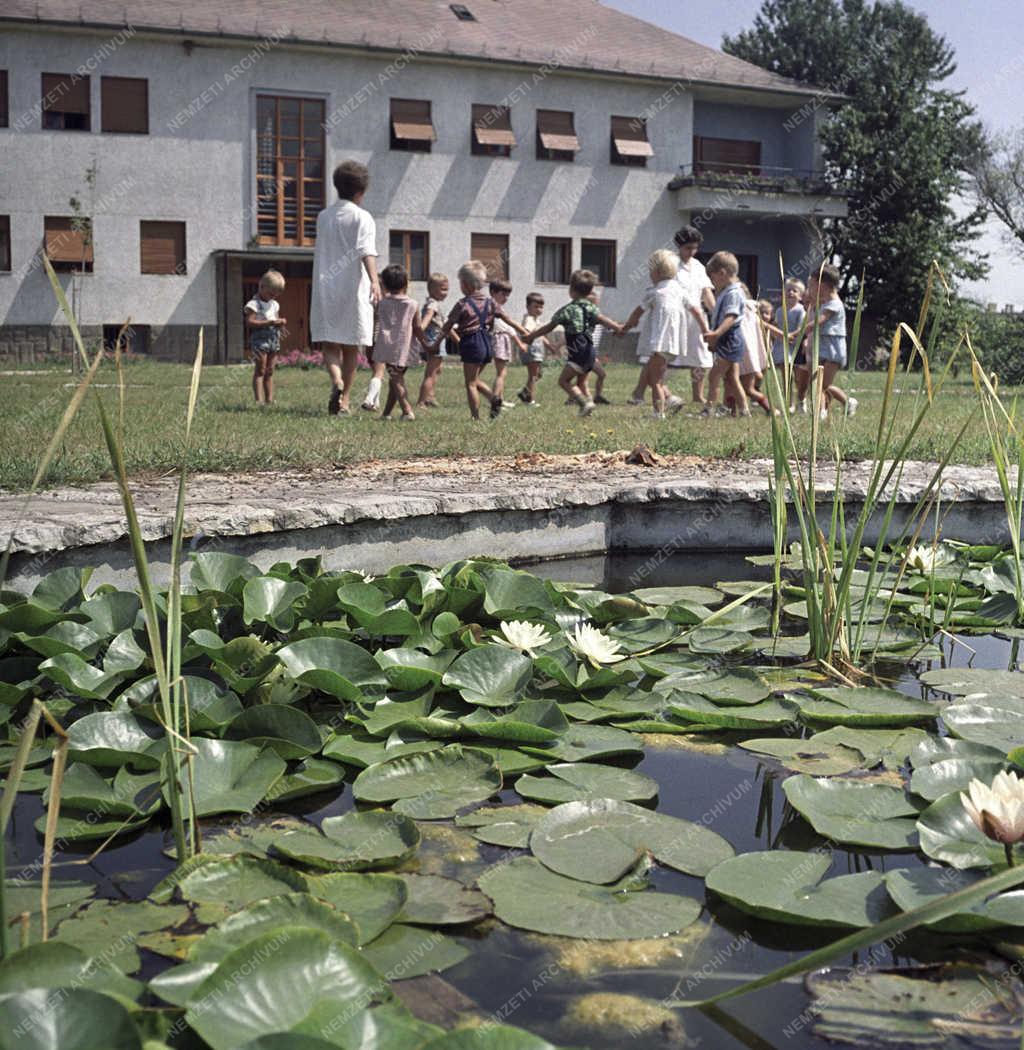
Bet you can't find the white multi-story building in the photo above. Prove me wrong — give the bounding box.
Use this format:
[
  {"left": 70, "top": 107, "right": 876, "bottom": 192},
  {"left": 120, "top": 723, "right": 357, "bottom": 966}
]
[{"left": 0, "top": 0, "right": 848, "bottom": 362}]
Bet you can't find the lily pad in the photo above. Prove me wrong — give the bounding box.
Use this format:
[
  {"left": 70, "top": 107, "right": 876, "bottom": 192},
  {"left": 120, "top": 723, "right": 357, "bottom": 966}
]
[
  {"left": 352, "top": 745, "right": 501, "bottom": 819},
  {"left": 336, "top": 581, "right": 421, "bottom": 636},
  {"left": 243, "top": 576, "right": 308, "bottom": 632},
  {"left": 515, "top": 763, "right": 658, "bottom": 805},
  {"left": 306, "top": 873, "right": 407, "bottom": 944},
  {"left": 527, "top": 724, "right": 642, "bottom": 764},
  {"left": 191, "top": 551, "right": 260, "bottom": 597},
  {"left": 455, "top": 804, "right": 548, "bottom": 848},
  {"left": 916, "top": 791, "right": 1024, "bottom": 869},
  {"left": 39, "top": 652, "right": 126, "bottom": 700},
  {"left": 530, "top": 799, "right": 734, "bottom": 884},
  {"left": 171, "top": 856, "right": 308, "bottom": 908},
  {"left": 275, "top": 637, "right": 387, "bottom": 701},
  {"left": 797, "top": 686, "right": 938, "bottom": 727},
  {"left": 884, "top": 867, "right": 1024, "bottom": 932},
  {"left": 397, "top": 874, "right": 492, "bottom": 925},
  {"left": 920, "top": 668, "right": 1024, "bottom": 697},
  {"left": 323, "top": 731, "right": 440, "bottom": 769},
  {"left": 0, "top": 941, "right": 142, "bottom": 1003},
  {"left": 942, "top": 692, "right": 1024, "bottom": 753},
  {"left": 266, "top": 758, "right": 347, "bottom": 803},
  {"left": 120, "top": 674, "right": 243, "bottom": 732},
  {"left": 361, "top": 923, "right": 470, "bottom": 979},
  {"left": 742, "top": 727, "right": 929, "bottom": 777},
  {"left": 909, "top": 738, "right": 1007, "bottom": 801},
  {"left": 441, "top": 645, "right": 533, "bottom": 707},
  {"left": 666, "top": 693, "right": 798, "bottom": 730},
  {"left": 478, "top": 856, "right": 701, "bottom": 940},
  {"left": 375, "top": 648, "right": 457, "bottom": 691},
  {"left": 66, "top": 711, "right": 164, "bottom": 770},
  {"left": 0, "top": 989, "right": 142, "bottom": 1050},
  {"left": 179, "top": 738, "right": 286, "bottom": 817},
  {"left": 225, "top": 705, "right": 322, "bottom": 759},
  {"left": 656, "top": 668, "right": 769, "bottom": 705},
  {"left": 275, "top": 809, "right": 420, "bottom": 871}
]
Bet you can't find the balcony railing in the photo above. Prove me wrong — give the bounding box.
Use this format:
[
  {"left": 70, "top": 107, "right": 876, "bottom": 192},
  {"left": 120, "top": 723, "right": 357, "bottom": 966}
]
[{"left": 669, "top": 163, "right": 852, "bottom": 197}]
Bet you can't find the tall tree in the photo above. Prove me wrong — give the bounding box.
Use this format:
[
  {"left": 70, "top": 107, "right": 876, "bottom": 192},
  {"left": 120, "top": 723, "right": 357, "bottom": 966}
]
[
  {"left": 724, "top": 0, "right": 988, "bottom": 337},
  {"left": 970, "top": 128, "right": 1024, "bottom": 259}
]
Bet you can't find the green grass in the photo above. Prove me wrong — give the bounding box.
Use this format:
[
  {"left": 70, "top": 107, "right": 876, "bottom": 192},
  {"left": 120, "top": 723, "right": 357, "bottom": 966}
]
[{"left": 0, "top": 359, "right": 1004, "bottom": 490}]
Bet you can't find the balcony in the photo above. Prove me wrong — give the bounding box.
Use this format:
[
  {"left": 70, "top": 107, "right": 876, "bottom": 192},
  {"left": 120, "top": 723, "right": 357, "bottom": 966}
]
[{"left": 669, "top": 163, "right": 851, "bottom": 220}]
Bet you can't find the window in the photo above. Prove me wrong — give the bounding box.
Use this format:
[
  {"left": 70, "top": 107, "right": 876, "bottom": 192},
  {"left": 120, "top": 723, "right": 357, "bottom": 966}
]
[
  {"left": 693, "top": 136, "right": 761, "bottom": 175},
  {"left": 390, "top": 98, "right": 435, "bottom": 152},
  {"left": 389, "top": 230, "right": 430, "bottom": 281},
  {"left": 471, "top": 233, "right": 509, "bottom": 281},
  {"left": 697, "top": 252, "right": 758, "bottom": 293},
  {"left": 610, "top": 116, "right": 652, "bottom": 167},
  {"left": 256, "top": 95, "right": 325, "bottom": 247},
  {"left": 140, "top": 221, "right": 186, "bottom": 274},
  {"left": 472, "top": 104, "right": 515, "bottom": 157},
  {"left": 581, "top": 239, "right": 616, "bottom": 287},
  {"left": 535, "top": 237, "right": 571, "bottom": 284},
  {"left": 41, "top": 73, "right": 90, "bottom": 131},
  {"left": 536, "top": 109, "right": 579, "bottom": 162},
  {"left": 0, "top": 216, "right": 9, "bottom": 272},
  {"left": 101, "top": 76, "right": 148, "bottom": 133},
  {"left": 44, "top": 216, "right": 93, "bottom": 273},
  {"left": 0, "top": 72, "right": 8, "bottom": 128},
  {"left": 103, "top": 323, "right": 149, "bottom": 354},
  {"left": 450, "top": 3, "right": 476, "bottom": 19}
]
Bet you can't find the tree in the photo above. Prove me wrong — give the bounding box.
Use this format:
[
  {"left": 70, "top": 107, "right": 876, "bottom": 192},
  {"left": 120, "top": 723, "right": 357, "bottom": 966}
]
[
  {"left": 723, "top": 0, "right": 988, "bottom": 338},
  {"left": 970, "top": 128, "right": 1024, "bottom": 259}
]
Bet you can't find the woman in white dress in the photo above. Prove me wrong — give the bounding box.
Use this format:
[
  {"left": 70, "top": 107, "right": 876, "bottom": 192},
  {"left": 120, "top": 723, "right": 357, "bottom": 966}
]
[
  {"left": 310, "top": 161, "right": 381, "bottom": 415},
  {"left": 672, "top": 225, "right": 715, "bottom": 406}
]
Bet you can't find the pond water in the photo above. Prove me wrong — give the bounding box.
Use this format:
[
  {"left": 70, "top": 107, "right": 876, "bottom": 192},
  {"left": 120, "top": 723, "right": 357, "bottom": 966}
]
[{"left": 5, "top": 548, "right": 1022, "bottom": 1049}]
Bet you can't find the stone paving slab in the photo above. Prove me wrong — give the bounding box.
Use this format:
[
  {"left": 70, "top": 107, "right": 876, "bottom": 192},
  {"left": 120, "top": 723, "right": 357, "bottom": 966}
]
[{"left": 0, "top": 453, "right": 1006, "bottom": 556}]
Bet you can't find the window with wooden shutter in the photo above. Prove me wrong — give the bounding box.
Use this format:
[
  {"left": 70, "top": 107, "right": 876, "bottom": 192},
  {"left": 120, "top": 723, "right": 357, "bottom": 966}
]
[
  {"left": 693, "top": 136, "right": 761, "bottom": 175},
  {"left": 44, "top": 216, "right": 93, "bottom": 272},
  {"left": 390, "top": 98, "right": 435, "bottom": 152},
  {"left": 472, "top": 104, "right": 515, "bottom": 157},
  {"left": 0, "top": 217, "right": 10, "bottom": 272},
  {"left": 388, "top": 230, "right": 430, "bottom": 281},
  {"left": 140, "top": 221, "right": 186, "bottom": 274},
  {"left": 535, "top": 237, "right": 571, "bottom": 284},
  {"left": 536, "top": 110, "right": 579, "bottom": 161},
  {"left": 471, "top": 233, "right": 509, "bottom": 281},
  {"left": 41, "top": 73, "right": 90, "bottom": 131},
  {"left": 256, "top": 95, "right": 325, "bottom": 246},
  {"left": 0, "top": 72, "right": 8, "bottom": 129},
  {"left": 580, "top": 239, "right": 616, "bottom": 287},
  {"left": 610, "top": 116, "right": 652, "bottom": 167},
  {"left": 102, "top": 76, "right": 148, "bottom": 133}
]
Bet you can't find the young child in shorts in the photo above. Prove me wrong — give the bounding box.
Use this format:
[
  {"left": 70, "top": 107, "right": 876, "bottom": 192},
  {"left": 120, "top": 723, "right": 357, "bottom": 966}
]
[
  {"left": 244, "top": 268, "right": 287, "bottom": 405},
  {"left": 517, "top": 292, "right": 551, "bottom": 406},
  {"left": 524, "top": 269, "right": 622, "bottom": 417},
  {"left": 433, "top": 261, "right": 528, "bottom": 420},
  {"left": 795, "top": 264, "right": 856, "bottom": 420},
  {"left": 490, "top": 279, "right": 526, "bottom": 415},
  {"left": 702, "top": 251, "right": 750, "bottom": 418},
  {"left": 416, "top": 273, "right": 451, "bottom": 409},
  {"left": 373, "top": 264, "right": 431, "bottom": 422},
  {"left": 622, "top": 250, "right": 686, "bottom": 419}
]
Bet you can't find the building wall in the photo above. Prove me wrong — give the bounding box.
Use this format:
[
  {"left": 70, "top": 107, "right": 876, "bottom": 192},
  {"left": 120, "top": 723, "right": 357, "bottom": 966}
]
[
  {"left": 693, "top": 99, "right": 818, "bottom": 172},
  {"left": 0, "top": 25, "right": 825, "bottom": 360}
]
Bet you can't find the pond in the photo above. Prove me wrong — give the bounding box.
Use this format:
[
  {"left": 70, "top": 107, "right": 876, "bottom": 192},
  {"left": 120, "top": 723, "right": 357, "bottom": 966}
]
[{"left": 2, "top": 546, "right": 1023, "bottom": 1049}]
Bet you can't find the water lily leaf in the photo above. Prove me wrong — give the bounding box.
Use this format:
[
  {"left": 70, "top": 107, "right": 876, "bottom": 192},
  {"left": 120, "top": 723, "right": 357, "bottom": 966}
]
[
  {"left": 225, "top": 705, "right": 322, "bottom": 759},
  {"left": 909, "top": 738, "right": 1007, "bottom": 801},
  {"left": 120, "top": 674, "right": 244, "bottom": 732},
  {"left": 0, "top": 941, "right": 142, "bottom": 1003},
  {"left": 39, "top": 652, "right": 126, "bottom": 700},
  {"left": 459, "top": 700, "right": 568, "bottom": 745},
  {"left": 942, "top": 693, "right": 1024, "bottom": 753},
  {"left": 667, "top": 693, "right": 798, "bottom": 730},
  {"left": 741, "top": 727, "right": 927, "bottom": 777},
  {"left": 49, "top": 763, "right": 160, "bottom": 819},
  {"left": 31, "top": 567, "right": 93, "bottom": 610},
  {"left": 530, "top": 798, "right": 734, "bottom": 884},
  {"left": 322, "top": 731, "right": 439, "bottom": 769},
  {"left": 191, "top": 552, "right": 260, "bottom": 599},
  {"left": 79, "top": 591, "right": 141, "bottom": 636},
  {"left": 686, "top": 627, "right": 754, "bottom": 654},
  {"left": 806, "top": 965, "right": 1021, "bottom": 1047},
  {"left": 353, "top": 745, "right": 501, "bottom": 818},
  {"left": 184, "top": 928, "right": 389, "bottom": 1050},
  {"left": 276, "top": 637, "right": 387, "bottom": 701},
  {"left": 336, "top": 582, "right": 421, "bottom": 636},
  {"left": 376, "top": 648, "right": 457, "bottom": 690},
  {"left": 53, "top": 899, "right": 190, "bottom": 974},
  {"left": 0, "top": 989, "right": 142, "bottom": 1050},
  {"left": 783, "top": 775, "right": 921, "bottom": 850},
  {"left": 19, "top": 621, "right": 104, "bottom": 661},
  {"left": 474, "top": 747, "right": 550, "bottom": 775},
  {"left": 516, "top": 762, "right": 658, "bottom": 805},
  {"left": 103, "top": 628, "right": 147, "bottom": 675},
  {"left": 306, "top": 872, "right": 407, "bottom": 944},
  {"left": 276, "top": 809, "right": 420, "bottom": 871},
  {"left": 267, "top": 758, "right": 346, "bottom": 803},
  {"left": 179, "top": 738, "right": 286, "bottom": 817},
  {"left": 479, "top": 856, "right": 700, "bottom": 940},
  {"left": 169, "top": 855, "right": 308, "bottom": 910},
  {"left": 482, "top": 569, "right": 555, "bottom": 618},
  {"left": 0, "top": 600, "right": 68, "bottom": 634},
  {"left": 706, "top": 850, "right": 894, "bottom": 927},
  {"left": 189, "top": 893, "right": 359, "bottom": 963},
  {"left": 797, "top": 686, "right": 938, "bottom": 727},
  {"left": 455, "top": 804, "right": 548, "bottom": 848},
  {"left": 655, "top": 668, "right": 770, "bottom": 705},
  {"left": 441, "top": 645, "right": 533, "bottom": 707},
  {"left": 921, "top": 668, "right": 1024, "bottom": 697},
  {"left": 884, "top": 867, "right": 1024, "bottom": 932},
  {"left": 605, "top": 617, "right": 680, "bottom": 653},
  {"left": 525, "top": 724, "right": 642, "bottom": 764},
  {"left": 361, "top": 923, "right": 470, "bottom": 979},
  {"left": 67, "top": 711, "right": 165, "bottom": 770},
  {"left": 149, "top": 959, "right": 219, "bottom": 1006},
  {"left": 916, "top": 791, "right": 1023, "bottom": 869},
  {"left": 243, "top": 576, "right": 308, "bottom": 632},
  {"left": 632, "top": 585, "right": 724, "bottom": 607},
  {"left": 397, "top": 874, "right": 492, "bottom": 925}
]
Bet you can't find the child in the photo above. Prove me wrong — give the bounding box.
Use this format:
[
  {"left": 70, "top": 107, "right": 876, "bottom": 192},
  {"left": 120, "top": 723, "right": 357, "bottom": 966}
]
[
  {"left": 524, "top": 269, "right": 622, "bottom": 417},
  {"left": 244, "top": 269, "right": 286, "bottom": 405},
  {"left": 434, "top": 261, "right": 528, "bottom": 420},
  {"left": 771, "top": 281, "right": 806, "bottom": 368},
  {"left": 737, "top": 292, "right": 773, "bottom": 415},
  {"left": 373, "top": 264, "right": 430, "bottom": 421},
  {"left": 795, "top": 265, "right": 856, "bottom": 420},
  {"left": 517, "top": 292, "right": 551, "bottom": 406},
  {"left": 416, "top": 273, "right": 451, "bottom": 409},
  {"left": 310, "top": 160, "right": 381, "bottom": 416},
  {"left": 361, "top": 351, "right": 387, "bottom": 412},
  {"left": 490, "top": 279, "right": 526, "bottom": 417},
  {"left": 702, "top": 251, "right": 750, "bottom": 418},
  {"left": 585, "top": 289, "right": 611, "bottom": 405},
  {"left": 622, "top": 250, "right": 685, "bottom": 418}
]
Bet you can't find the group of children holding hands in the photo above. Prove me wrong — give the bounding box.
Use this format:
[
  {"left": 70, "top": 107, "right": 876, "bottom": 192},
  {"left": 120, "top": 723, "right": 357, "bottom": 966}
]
[{"left": 244, "top": 161, "right": 855, "bottom": 424}]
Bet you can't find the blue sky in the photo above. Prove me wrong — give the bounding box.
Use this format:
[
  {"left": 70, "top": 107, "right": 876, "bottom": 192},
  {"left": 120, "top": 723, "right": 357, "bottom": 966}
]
[{"left": 604, "top": 0, "right": 1024, "bottom": 305}]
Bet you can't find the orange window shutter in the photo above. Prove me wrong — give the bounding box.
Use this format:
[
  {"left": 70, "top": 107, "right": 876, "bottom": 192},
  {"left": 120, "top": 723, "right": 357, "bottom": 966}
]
[
  {"left": 391, "top": 98, "right": 436, "bottom": 141},
  {"left": 537, "top": 110, "right": 579, "bottom": 153},
  {"left": 473, "top": 104, "right": 516, "bottom": 147},
  {"left": 611, "top": 116, "right": 653, "bottom": 157},
  {"left": 102, "top": 77, "right": 148, "bottom": 133},
  {"left": 45, "top": 217, "right": 92, "bottom": 263}
]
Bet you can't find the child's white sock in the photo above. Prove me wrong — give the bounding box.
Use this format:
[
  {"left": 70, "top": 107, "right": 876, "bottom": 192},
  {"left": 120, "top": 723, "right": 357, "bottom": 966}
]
[{"left": 364, "top": 376, "right": 382, "bottom": 407}]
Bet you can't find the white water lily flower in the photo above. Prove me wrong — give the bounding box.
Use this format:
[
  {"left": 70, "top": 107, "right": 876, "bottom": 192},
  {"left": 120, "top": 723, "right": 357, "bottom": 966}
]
[
  {"left": 960, "top": 771, "right": 1024, "bottom": 845},
  {"left": 495, "top": 620, "right": 552, "bottom": 656},
  {"left": 907, "top": 545, "right": 937, "bottom": 573},
  {"left": 568, "top": 622, "right": 626, "bottom": 666}
]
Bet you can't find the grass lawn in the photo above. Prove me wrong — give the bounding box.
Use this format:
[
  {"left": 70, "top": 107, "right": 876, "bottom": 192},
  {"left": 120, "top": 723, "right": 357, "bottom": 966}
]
[{"left": 0, "top": 358, "right": 997, "bottom": 490}]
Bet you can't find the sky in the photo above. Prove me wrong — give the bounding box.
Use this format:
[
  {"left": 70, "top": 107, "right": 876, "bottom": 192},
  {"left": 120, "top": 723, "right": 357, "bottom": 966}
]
[{"left": 604, "top": 0, "right": 1024, "bottom": 306}]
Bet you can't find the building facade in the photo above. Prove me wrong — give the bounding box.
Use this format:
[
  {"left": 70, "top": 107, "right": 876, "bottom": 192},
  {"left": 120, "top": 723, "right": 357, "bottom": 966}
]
[{"left": 0, "top": 0, "right": 849, "bottom": 363}]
